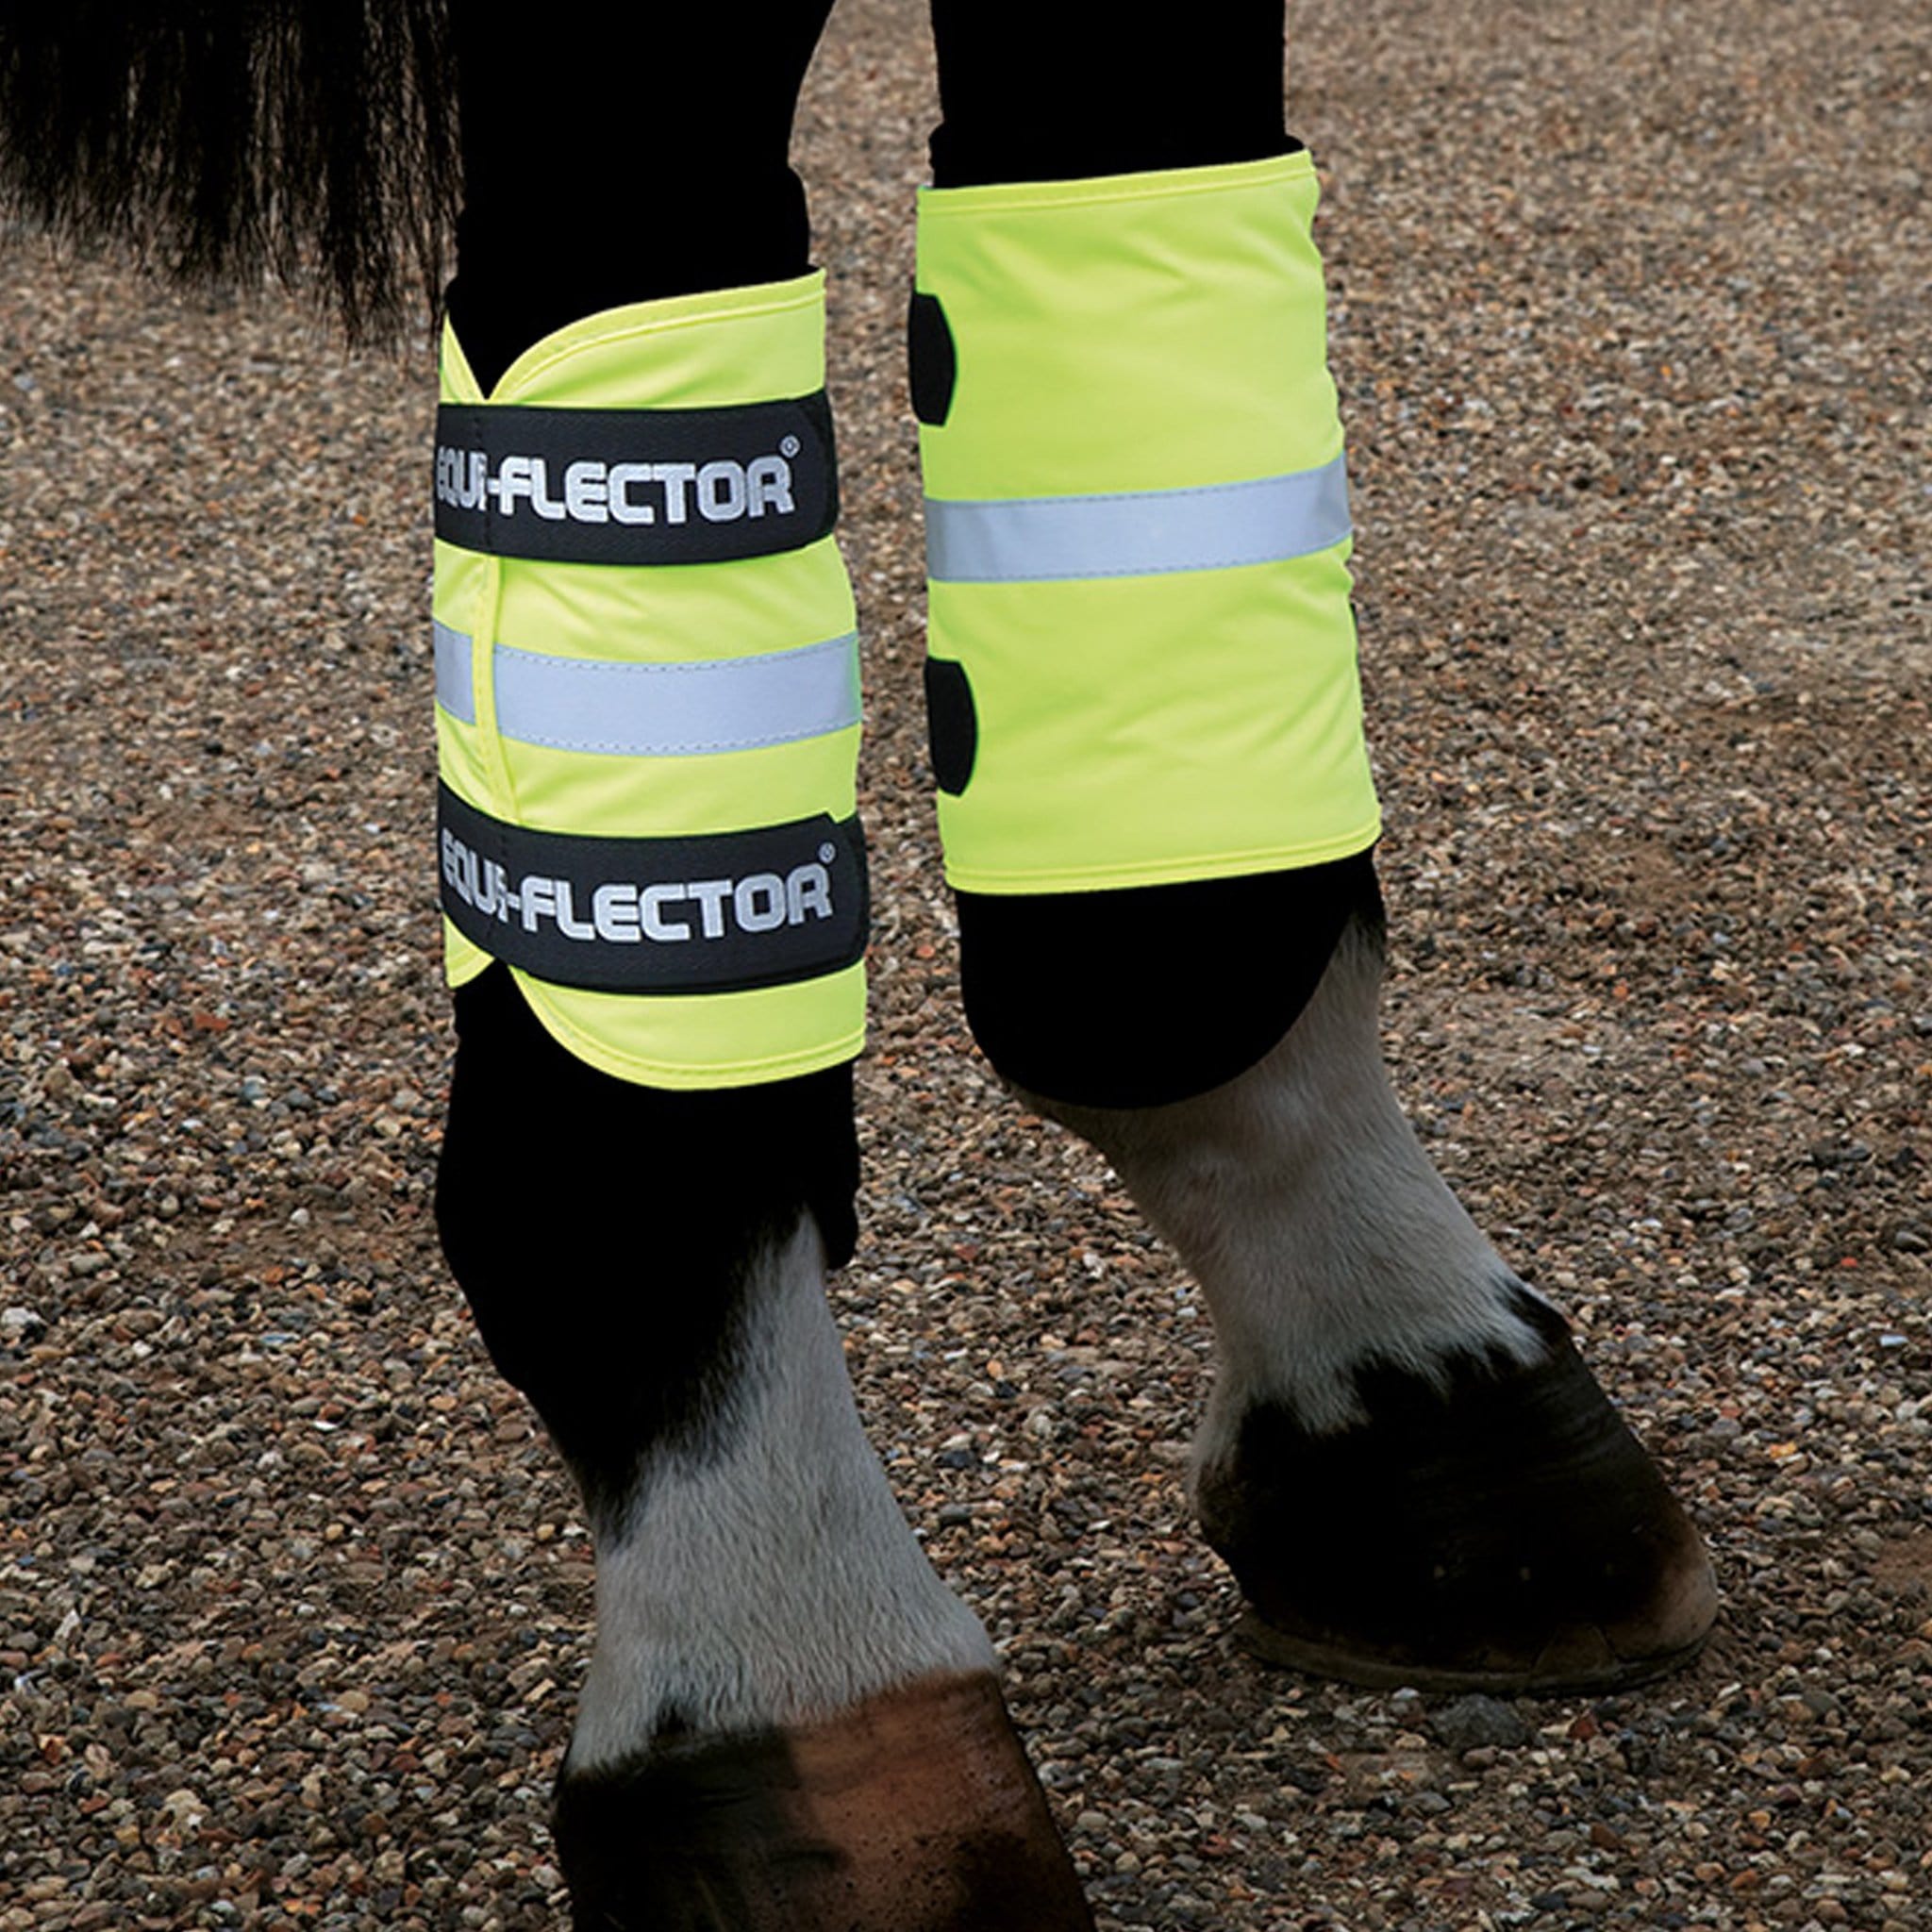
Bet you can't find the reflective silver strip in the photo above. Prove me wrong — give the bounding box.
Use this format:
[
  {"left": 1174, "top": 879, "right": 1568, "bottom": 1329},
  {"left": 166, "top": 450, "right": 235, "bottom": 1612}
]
[
  {"left": 435, "top": 630, "right": 861, "bottom": 757},
  {"left": 434, "top": 621, "right": 476, "bottom": 724},
  {"left": 924, "top": 453, "right": 1351, "bottom": 585}
]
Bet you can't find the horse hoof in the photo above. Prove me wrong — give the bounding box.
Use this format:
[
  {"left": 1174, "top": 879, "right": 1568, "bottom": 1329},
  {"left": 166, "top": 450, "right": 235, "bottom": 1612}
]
[
  {"left": 551, "top": 1669, "right": 1095, "bottom": 1931},
  {"left": 1196, "top": 1286, "right": 1718, "bottom": 1696}
]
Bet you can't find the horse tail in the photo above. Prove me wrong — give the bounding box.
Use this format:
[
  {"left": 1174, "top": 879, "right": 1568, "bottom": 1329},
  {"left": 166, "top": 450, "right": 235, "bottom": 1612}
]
[{"left": 0, "top": 0, "right": 459, "bottom": 339}]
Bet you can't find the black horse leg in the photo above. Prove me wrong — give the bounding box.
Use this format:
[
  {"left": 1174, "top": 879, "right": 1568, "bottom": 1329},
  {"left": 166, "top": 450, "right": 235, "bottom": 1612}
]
[{"left": 436, "top": 9, "right": 1091, "bottom": 1924}]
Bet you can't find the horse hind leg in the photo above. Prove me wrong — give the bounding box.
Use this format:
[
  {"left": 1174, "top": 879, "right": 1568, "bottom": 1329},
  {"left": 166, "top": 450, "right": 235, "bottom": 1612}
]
[{"left": 438, "top": 971, "right": 1091, "bottom": 1930}]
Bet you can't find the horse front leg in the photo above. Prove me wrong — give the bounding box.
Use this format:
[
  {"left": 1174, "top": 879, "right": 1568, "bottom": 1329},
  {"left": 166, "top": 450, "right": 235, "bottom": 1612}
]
[
  {"left": 917, "top": 0, "right": 1716, "bottom": 1695},
  {"left": 431, "top": 8, "right": 1091, "bottom": 1917},
  {"left": 438, "top": 971, "right": 1091, "bottom": 1929}
]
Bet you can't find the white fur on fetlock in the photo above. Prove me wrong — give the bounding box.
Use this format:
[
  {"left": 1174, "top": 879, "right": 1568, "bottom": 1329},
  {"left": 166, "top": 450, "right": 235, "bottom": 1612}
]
[
  {"left": 569, "top": 1220, "right": 993, "bottom": 1774},
  {"left": 1032, "top": 916, "right": 1715, "bottom": 1690},
  {"left": 1175, "top": 1086, "right": 1550, "bottom": 1446},
  {"left": 1038, "top": 916, "right": 1552, "bottom": 1441}
]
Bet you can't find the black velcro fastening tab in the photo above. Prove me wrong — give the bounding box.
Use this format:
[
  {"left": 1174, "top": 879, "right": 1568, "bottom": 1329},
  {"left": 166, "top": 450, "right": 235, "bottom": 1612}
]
[
  {"left": 907, "top": 291, "right": 957, "bottom": 427},
  {"left": 433, "top": 391, "right": 838, "bottom": 565},
  {"left": 438, "top": 783, "right": 868, "bottom": 995},
  {"left": 923, "top": 657, "right": 977, "bottom": 795}
]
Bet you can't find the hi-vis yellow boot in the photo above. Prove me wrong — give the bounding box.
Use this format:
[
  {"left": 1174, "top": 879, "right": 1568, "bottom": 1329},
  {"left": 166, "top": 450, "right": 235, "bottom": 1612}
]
[{"left": 433, "top": 273, "right": 866, "bottom": 1089}]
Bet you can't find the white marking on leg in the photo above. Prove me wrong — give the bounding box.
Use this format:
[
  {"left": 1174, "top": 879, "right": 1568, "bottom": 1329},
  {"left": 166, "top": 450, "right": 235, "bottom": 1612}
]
[
  {"left": 568, "top": 1217, "right": 993, "bottom": 1773},
  {"left": 1030, "top": 917, "right": 1550, "bottom": 1447}
]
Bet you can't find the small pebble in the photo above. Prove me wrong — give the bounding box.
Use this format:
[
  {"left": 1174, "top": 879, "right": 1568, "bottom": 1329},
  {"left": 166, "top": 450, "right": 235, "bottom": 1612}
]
[{"left": 1430, "top": 1695, "right": 1531, "bottom": 1751}]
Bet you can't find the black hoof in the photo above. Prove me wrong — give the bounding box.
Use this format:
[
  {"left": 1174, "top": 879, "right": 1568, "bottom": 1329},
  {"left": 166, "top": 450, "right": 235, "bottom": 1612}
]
[
  {"left": 552, "top": 1671, "right": 1095, "bottom": 1932},
  {"left": 1198, "top": 1285, "right": 1718, "bottom": 1695}
]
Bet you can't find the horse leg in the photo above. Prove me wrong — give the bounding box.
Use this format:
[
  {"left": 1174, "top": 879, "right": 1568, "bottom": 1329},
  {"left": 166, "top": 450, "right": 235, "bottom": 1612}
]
[
  {"left": 434, "top": 8, "right": 1091, "bottom": 1922},
  {"left": 1023, "top": 881, "right": 1716, "bottom": 1692},
  {"left": 919, "top": 0, "right": 1716, "bottom": 1693},
  {"left": 438, "top": 974, "right": 1088, "bottom": 1927}
]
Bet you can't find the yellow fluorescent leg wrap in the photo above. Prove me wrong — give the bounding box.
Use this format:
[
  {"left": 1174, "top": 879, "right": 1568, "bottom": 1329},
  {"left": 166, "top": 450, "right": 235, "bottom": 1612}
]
[
  {"left": 433, "top": 274, "right": 867, "bottom": 1088},
  {"left": 912, "top": 152, "right": 1381, "bottom": 894}
]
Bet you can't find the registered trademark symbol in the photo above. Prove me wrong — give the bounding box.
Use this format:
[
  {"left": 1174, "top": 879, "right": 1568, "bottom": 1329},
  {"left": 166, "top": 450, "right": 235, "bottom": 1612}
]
[
  {"left": 819, "top": 842, "right": 836, "bottom": 864},
  {"left": 780, "top": 436, "right": 801, "bottom": 458}
]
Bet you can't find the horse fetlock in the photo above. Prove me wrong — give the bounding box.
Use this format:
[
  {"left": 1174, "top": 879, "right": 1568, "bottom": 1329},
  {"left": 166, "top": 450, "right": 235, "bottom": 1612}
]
[
  {"left": 1196, "top": 1284, "right": 1718, "bottom": 1694},
  {"left": 545, "top": 1199, "right": 1052, "bottom": 1920},
  {"left": 563, "top": 1217, "right": 995, "bottom": 1762},
  {"left": 1026, "top": 915, "right": 1715, "bottom": 1690},
  {"left": 1035, "top": 908, "right": 1548, "bottom": 1435},
  {"left": 552, "top": 1669, "right": 1093, "bottom": 1932}
]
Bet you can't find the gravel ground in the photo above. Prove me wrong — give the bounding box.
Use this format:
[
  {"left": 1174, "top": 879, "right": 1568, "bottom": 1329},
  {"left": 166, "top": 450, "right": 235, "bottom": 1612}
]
[{"left": 2, "top": 1, "right": 1927, "bottom": 1927}]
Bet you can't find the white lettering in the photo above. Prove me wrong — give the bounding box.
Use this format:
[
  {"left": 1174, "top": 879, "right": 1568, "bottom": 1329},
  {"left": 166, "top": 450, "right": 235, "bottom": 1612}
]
[
  {"left": 448, "top": 847, "right": 842, "bottom": 946},
  {"left": 734, "top": 873, "right": 787, "bottom": 932},
  {"left": 608, "top": 462, "right": 656, "bottom": 525},
  {"left": 592, "top": 882, "right": 641, "bottom": 941},
  {"left": 696, "top": 460, "right": 747, "bottom": 522},
  {"left": 553, "top": 879, "right": 596, "bottom": 941},
  {"left": 564, "top": 460, "right": 609, "bottom": 523},
  {"left": 529, "top": 458, "right": 568, "bottom": 522},
  {"left": 746, "top": 455, "right": 794, "bottom": 518},
  {"left": 787, "top": 861, "right": 834, "bottom": 924},
  {"left": 490, "top": 454, "right": 535, "bottom": 515},
  {"left": 656, "top": 461, "right": 696, "bottom": 525},
  {"left": 685, "top": 879, "right": 732, "bottom": 939},
  {"left": 441, "top": 831, "right": 527, "bottom": 925},
  {"left": 518, "top": 874, "right": 558, "bottom": 932},
  {"left": 641, "top": 884, "right": 690, "bottom": 941},
  {"left": 444, "top": 449, "right": 800, "bottom": 527}
]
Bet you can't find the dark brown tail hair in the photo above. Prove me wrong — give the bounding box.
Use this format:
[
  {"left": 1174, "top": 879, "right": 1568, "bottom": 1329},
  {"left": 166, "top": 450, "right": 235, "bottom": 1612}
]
[{"left": 0, "top": 0, "right": 458, "bottom": 339}]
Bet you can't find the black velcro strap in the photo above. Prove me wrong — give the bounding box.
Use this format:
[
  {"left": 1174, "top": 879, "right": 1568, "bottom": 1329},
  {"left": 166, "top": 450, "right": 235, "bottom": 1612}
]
[
  {"left": 438, "top": 784, "right": 868, "bottom": 995},
  {"left": 923, "top": 656, "right": 977, "bottom": 795},
  {"left": 907, "top": 290, "right": 958, "bottom": 427},
  {"left": 434, "top": 392, "right": 838, "bottom": 565}
]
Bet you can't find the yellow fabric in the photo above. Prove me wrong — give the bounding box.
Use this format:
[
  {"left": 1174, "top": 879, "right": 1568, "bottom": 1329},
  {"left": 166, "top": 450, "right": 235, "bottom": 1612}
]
[
  {"left": 916, "top": 153, "right": 1381, "bottom": 893},
  {"left": 433, "top": 275, "right": 866, "bottom": 1088}
]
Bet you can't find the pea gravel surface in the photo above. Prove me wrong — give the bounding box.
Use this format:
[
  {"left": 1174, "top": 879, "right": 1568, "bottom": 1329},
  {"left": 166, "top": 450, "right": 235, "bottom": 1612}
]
[{"left": 3, "top": 1, "right": 1927, "bottom": 1927}]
